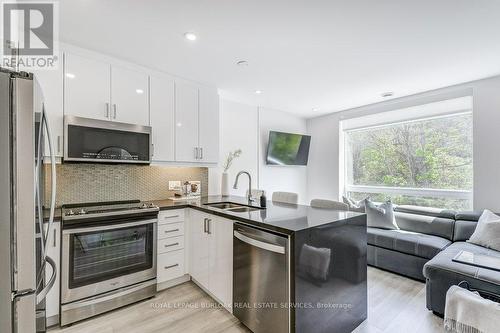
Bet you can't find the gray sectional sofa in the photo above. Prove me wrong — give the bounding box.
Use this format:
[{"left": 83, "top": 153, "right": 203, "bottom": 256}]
[{"left": 366, "top": 206, "right": 500, "bottom": 315}]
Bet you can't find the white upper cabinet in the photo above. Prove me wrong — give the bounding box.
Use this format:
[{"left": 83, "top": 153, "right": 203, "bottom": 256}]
[
  {"left": 198, "top": 86, "right": 220, "bottom": 163},
  {"left": 110, "top": 65, "right": 149, "bottom": 125},
  {"left": 173, "top": 80, "right": 220, "bottom": 164},
  {"left": 150, "top": 75, "right": 175, "bottom": 161},
  {"left": 33, "top": 52, "right": 64, "bottom": 157},
  {"left": 175, "top": 81, "right": 200, "bottom": 162},
  {"left": 64, "top": 52, "right": 111, "bottom": 120}
]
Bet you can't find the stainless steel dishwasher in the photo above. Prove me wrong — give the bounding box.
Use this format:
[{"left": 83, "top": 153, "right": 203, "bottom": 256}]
[{"left": 233, "top": 223, "right": 290, "bottom": 333}]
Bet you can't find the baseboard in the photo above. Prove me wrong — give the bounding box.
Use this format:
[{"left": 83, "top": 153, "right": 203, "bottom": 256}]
[
  {"left": 190, "top": 277, "right": 232, "bottom": 314},
  {"left": 46, "top": 314, "right": 59, "bottom": 328},
  {"left": 157, "top": 274, "right": 190, "bottom": 291}
]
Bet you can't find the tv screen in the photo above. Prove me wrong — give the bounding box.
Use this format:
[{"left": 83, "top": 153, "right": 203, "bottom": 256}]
[{"left": 266, "top": 131, "right": 311, "bottom": 166}]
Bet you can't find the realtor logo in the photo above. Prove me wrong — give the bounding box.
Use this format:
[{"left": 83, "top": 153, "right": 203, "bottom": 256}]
[{"left": 1, "top": 1, "right": 59, "bottom": 69}]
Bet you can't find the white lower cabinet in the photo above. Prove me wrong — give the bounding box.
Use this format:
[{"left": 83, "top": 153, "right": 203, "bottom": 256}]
[
  {"left": 156, "top": 209, "right": 188, "bottom": 289},
  {"left": 45, "top": 221, "right": 61, "bottom": 321},
  {"left": 189, "top": 210, "right": 233, "bottom": 309}
]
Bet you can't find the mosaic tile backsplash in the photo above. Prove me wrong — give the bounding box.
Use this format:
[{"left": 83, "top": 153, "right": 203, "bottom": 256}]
[{"left": 44, "top": 163, "right": 208, "bottom": 207}]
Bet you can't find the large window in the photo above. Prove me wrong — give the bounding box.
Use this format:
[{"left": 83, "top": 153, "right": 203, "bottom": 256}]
[{"left": 344, "top": 108, "right": 473, "bottom": 210}]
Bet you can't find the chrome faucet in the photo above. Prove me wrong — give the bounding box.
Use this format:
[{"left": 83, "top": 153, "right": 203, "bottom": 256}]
[{"left": 233, "top": 171, "right": 255, "bottom": 204}]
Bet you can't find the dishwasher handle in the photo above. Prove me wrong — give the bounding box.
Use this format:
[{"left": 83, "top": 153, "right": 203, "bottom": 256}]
[{"left": 234, "top": 230, "right": 286, "bottom": 254}]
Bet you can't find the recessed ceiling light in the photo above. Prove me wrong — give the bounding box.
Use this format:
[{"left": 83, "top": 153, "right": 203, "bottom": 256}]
[
  {"left": 312, "top": 107, "right": 320, "bottom": 112},
  {"left": 381, "top": 92, "right": 394, "bottom": 98},
  {"left": 65, "top": 73, "right": 75, "bottom": 79},
  {"left": 184, "top": 32, "right": 197, "bottom": 41},
  {"left": 135, "top": 89, "right": 144, "bottom": 94},
  {"left": 255, "top": 90, "right": 263, "bottom": 94},
  {"left": 236, "top": 60, "right": 248, "bottom": 66}
]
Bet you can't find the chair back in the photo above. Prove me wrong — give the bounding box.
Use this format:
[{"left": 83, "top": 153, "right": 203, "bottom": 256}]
[
  {"left": 272, "top": 191, "right": 298, "bottom": 204},
  {"left": 310, "top": 199, "right": 349, "bottom": 210}
]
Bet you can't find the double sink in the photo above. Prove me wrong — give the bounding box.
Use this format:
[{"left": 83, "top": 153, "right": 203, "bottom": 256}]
[{"left": 205, "top": 202, "right": 262, "bottom": 213}]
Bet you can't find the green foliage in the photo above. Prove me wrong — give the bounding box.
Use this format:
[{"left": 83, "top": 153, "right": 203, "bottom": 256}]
[{"left": 346, "top": 114, "right": 473, "bottom": 209}]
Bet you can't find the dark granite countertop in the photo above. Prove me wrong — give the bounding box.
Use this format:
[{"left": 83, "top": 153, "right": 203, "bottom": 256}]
[
  {"left": 42, "top": 196, "right": 364, "bottom": 235},
  {"left": 151, "top": 195, "right": 364, "bottom": 235}
]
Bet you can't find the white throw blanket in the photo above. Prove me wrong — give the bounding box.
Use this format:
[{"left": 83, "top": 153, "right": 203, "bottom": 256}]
[{"left": 444, "top": 285, "right": 500, "bottom": 333}]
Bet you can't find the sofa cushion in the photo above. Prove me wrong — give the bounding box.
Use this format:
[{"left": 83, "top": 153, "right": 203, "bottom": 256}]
[
  {"left": 423, "top": 242, "right": 500, "bottom": 286},
  {"left": 367, "top": 227, "right": 451, "bottom": 259},
  {"left": 394, "top": 211, "right": 455, "bottom": 240}
]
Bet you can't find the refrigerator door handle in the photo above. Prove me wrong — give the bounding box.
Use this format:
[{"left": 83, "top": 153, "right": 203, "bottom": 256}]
[
  {"left": 36, "top": 256, "right": 56, "bottom": 304},
  {"left": 41, "top": 103, "right": 57, "bottom": 256}
]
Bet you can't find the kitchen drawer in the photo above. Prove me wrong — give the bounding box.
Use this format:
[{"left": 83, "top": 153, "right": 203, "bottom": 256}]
[
  {"left": 157, "top": 250, "right": 185, "bottom": 282},
  {"left": 158, "top": 209, "right": 185, "bottom": 225},
  {"left": 158, "top": 236, "right": 184, "bottom": 254},
  {"left": 158, "top": 222, "right": 184, "bottom": 239}
]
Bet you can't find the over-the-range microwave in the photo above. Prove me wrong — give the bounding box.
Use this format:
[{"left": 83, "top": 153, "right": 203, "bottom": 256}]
[{"left": 64, "top": 115, "right": 152, "bottom": 164}]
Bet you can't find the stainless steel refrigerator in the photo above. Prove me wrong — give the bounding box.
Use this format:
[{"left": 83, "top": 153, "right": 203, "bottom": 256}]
[{"left": 0, "top": 68, "right": 57, "bottom": 333}]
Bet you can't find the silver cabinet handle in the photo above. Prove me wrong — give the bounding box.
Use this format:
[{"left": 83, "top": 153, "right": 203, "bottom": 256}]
[
  {"left": 203, "top": 218, "right": 208, "bottom": 233},
  {"left": 164, "top": 215, "right": 180, "bottom": 219},
  {"left": 200, "top": 147, "right": 203, "bottom": 159},
  {"left": 164, "top": 264, "right": 179, "bottom": 270},
  {"left": 53, "top": 228, "right": 56, "bottom": 247},
  {"left": 164, "top": 242, "right": 179, "bottom": 248},
  {"left": 113, "top": 104, "right": 117, "bottom": 119},
  {"left": 57, "top": 135, "right": 61, "bottom": 154},
  {"left": 194, "top": 147, "right": 199, "bottom": 159},
  {"left": 105, "top": 103, "right": 110, "bottom": 118},
  {"left": 164, "top": 228, "right": 180, "bottom": 233},
  {"left": 151, "top": 143, "right": 154, "bottom": 157},
  {"left": 207, "top": 218, "right": 211, "bottom": 235}
]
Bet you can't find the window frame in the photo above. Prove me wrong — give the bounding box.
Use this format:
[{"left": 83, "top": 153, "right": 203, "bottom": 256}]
[{"left": 340, "top": 97, "right": 473, "bottom": 208}]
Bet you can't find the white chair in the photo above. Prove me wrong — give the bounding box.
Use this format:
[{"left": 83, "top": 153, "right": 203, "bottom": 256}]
[
  {"left": 272, "top": 191, "right": 298, "bottom": 204},
  {"left": 310, "top": 198, "right": 349, "bottom": 210}
]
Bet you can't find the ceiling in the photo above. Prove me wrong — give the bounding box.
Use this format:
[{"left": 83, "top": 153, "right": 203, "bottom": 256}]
[{"left": 59, "top": 0, "right": 500, "bottom": 118}]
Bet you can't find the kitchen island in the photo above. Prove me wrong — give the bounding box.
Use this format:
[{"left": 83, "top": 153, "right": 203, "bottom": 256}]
[{"left": 153, "top": 196, "right": 368, "bottom": 333}]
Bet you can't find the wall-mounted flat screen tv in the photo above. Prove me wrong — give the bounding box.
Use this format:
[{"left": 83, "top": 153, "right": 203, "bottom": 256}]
[{"left": 266, "top": 131, "right": 311, "bottom": 166}]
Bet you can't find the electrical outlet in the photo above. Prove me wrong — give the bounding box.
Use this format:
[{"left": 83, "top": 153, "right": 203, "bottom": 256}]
[{"left": 169, "top": 181, "right": 181, "bottom": 190}]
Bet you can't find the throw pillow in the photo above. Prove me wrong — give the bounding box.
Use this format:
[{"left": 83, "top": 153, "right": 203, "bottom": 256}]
[
  {"left": 342, "top": 196, "right": 366, "bottom": 213},
  {"left": 364, "top": 198, "right": 399, "bottom": 230},
  {"left": 468, "top": 210, "right": 500, "bottom": 251}
]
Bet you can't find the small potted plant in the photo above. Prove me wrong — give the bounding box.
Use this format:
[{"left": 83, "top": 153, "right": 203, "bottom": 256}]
[{"left": 221, "top": 149, "right": 242, "bottom": 195}]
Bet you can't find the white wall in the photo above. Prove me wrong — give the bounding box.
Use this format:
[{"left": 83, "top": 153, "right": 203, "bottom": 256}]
[
  {"left": 209, "top": 101, "right": 308, "bottom": 203},
  {"left": 208, "top": 100, "right": 259, "bottom": 197},
  {"left": 258, "top": 107, "right": 308, "bottom": 203},
  {"left": 306, "top": 75, "right": 500, "bottom": 211}
]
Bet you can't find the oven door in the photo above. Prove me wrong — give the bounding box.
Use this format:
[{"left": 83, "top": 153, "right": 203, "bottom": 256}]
[
  {"left": 64, "top": 115, "right": 152, "bottom": 164},
  {"left": 61, "top": 219, "right": 157, "bottom": 304}
]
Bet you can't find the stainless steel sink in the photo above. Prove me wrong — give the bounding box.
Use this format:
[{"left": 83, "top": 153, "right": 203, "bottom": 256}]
[
  {"left": 205, "top": 202, "right": 261, "bottom": 212},
  {"left": 206, "top": 202, "right": 245, "bottom": 210},
  {"left": 225, "top": 206, "right": 261, "bottom": 213}
]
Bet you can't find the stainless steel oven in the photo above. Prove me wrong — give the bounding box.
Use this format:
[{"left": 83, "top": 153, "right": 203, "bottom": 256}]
[
  {"left": 60, "top": 201, "right": 158, "bottom": 326},
  {"left": 64, "top": 115, "right": 152, "bottom": 164}
]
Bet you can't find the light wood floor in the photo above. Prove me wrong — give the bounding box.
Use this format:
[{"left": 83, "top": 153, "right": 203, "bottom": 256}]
[{"left": 50, "top": 267, "right": 444, "bottom": 333}]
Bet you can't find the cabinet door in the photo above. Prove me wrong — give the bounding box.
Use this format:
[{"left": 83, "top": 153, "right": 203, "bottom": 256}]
[
  {"left": 189, "top": 210, "right": 210, "bottom": 288},
  {"left": 198, "top": 86, "right": 220, "bottom": 163},
  {"left": 150, "top": 75, "right": 175, "bottom": 161},
  {"left": 110, "top": 65, "right": 149, "bottom": 125},
  {"left": 44, "top": 222, "right": 60, "bottom": 319},
  {"left": 64, "top": 53, "right": 111, "bottom": 120},
  {"left": 208, "top": 216, "right": 233, "bottom": 309},
  {"left": 175, "top": 81, "right": 199, "bottom": 162},
  {"left": 33, "top": 52, "right": 64, "bottom": 157}
]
